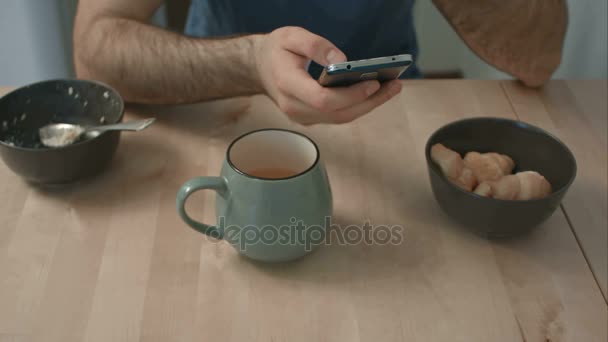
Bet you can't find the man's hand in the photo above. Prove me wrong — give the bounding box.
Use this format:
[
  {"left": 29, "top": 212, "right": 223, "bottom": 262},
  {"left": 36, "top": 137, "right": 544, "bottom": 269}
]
[
  {"left": 75, "top": 0, "right": 401, "bottom": 123},
  {"left": 254, "top": 27, "right": 403, "bottom": 125}
]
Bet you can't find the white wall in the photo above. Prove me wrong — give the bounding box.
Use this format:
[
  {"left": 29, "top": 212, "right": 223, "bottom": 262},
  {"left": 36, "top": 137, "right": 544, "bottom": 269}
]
[
  {"left": 413, "top": 0, "right": 462, "bottom": 73},
  {"left": 0, "top": 0, "right": 74, "bottom": 86},
  {"left": 553, "top": 0, "right": 608, "bottom": 79}
]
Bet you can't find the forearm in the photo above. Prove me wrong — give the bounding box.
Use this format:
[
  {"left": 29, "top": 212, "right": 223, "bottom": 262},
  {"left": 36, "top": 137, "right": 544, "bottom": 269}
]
[{"left": 75, "top": 16, "right": 263, "bottom": 104}]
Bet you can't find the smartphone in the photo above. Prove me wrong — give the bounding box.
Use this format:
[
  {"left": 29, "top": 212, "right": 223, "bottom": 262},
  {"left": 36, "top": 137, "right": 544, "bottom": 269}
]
[{"left": 318, "top": 54, "right": 413, "bottom": 87}]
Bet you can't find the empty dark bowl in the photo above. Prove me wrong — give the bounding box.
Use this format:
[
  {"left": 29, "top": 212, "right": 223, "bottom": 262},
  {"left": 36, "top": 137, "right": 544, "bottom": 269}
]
[
  {"left": 0, "top": 79, "right": 124, "bottom": 184},
  {"left": 425, "top": 117, "right": 577, "bottom": 238}
]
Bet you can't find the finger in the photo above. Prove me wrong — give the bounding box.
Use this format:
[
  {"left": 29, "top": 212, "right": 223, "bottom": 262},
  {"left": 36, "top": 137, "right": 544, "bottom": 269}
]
[
  {"left": 277, "top": 94, "right": 335, "bottom": 125},
  {"left": 278, "top": 67, "right": 381, "bottom": 112},
  {"left": 278, "top": 81, "right": 402, "bottom": 125},
  {"left": 279, "top": 27, "right": 346, "bottom": 66},
  {"left": 329, "top": 80, "right": 403, "bottom": 124}
]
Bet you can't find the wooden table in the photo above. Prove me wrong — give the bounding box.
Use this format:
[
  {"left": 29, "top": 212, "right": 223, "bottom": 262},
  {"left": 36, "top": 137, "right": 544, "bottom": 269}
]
[{"left": 0, "top": 80, "right": 606, "bottom": 342}]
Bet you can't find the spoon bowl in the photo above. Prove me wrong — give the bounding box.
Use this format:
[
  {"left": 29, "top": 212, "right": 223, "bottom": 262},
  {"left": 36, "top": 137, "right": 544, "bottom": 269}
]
[{"left": 39, "top": 118, "right": 156, "bottom": 148}]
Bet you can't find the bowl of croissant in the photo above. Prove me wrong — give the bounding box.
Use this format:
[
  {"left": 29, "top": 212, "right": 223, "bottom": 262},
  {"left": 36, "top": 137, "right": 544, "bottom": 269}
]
[{"left": 425, "top": 117, "right": 576, "bottom": 237}]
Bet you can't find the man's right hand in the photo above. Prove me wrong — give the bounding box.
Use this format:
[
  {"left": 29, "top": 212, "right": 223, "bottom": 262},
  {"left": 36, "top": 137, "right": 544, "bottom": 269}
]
[
  {"left": 75, "top": 0, "right": 401, "bottom": 121},
  {"left": 254, "top": 27, "right": 403, "bottom": 125}
]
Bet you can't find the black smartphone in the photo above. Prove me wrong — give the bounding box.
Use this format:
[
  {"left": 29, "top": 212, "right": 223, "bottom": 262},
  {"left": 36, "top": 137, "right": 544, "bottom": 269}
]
[{"left": 318, "top": 54, "right": 413, "bottom": 87}]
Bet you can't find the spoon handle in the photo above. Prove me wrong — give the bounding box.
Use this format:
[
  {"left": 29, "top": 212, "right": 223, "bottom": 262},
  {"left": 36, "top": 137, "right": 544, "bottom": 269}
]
[{"left": 89, "top": 118, "right": 156, "bottom": 133}]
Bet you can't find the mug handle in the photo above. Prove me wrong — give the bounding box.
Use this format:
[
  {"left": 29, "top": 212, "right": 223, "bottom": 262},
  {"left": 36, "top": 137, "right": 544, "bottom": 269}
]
[{"left": 176, "top": 177, "right": 228, "bottom": 239}]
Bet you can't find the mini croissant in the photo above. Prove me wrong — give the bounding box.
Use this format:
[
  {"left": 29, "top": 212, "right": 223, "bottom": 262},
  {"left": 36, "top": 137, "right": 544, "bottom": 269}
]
[
  {"left": 431, "top": 143, "right": 551, "bottom": 200},
  {"left": 464, "top": 151, "right": 515, "bottom": 183},
  {"left": 474, "top": 171, "right": 552, "bottom": 200},
  {"left": 430, "top": 143, "right": 477, "bottom": 191}
]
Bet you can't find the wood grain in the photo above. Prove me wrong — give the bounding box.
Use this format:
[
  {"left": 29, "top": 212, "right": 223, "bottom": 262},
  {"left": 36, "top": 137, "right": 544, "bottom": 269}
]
[
  {"left": 502, "top": 80, "right": 608, "bottom": 300},
  {"left": 0, "top": 81, "right": 606, "bottom": 342}
]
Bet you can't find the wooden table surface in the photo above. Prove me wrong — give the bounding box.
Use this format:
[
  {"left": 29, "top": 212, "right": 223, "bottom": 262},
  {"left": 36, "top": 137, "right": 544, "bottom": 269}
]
[{"left": 0, "top": 80, "right": 606, "bottom": 342}]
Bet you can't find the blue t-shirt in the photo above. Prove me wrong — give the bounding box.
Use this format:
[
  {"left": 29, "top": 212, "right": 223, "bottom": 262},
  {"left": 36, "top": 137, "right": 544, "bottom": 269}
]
[{"left": 185, "top": 0, "right": 420, "bottom": 79}]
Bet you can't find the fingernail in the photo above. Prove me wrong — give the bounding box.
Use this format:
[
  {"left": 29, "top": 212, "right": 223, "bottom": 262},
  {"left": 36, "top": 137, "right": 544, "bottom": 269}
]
[
  {"left": 366, "top": 82, "right": 380, "bottom": 96},
  {"left": 326, "top": 50, "right": 344, "bottom": 64}
]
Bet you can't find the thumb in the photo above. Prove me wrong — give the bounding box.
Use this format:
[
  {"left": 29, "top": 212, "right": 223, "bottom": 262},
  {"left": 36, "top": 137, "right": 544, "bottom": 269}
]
[{"left": 279, "top": 27, "right": 347, "bottom": 66}]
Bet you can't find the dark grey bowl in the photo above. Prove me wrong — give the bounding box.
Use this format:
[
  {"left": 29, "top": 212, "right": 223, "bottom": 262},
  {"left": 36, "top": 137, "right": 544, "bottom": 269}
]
[
  {"left": 0, "top": 79, "right": 124, "bottom": 184},
  {"left": 425, "top": 117, "right": 577, "bottom": 238}
]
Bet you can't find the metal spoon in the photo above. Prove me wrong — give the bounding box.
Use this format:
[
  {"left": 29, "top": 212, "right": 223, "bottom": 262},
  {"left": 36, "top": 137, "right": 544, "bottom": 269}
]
[{"left": 39, "top": 118, "right": 156, "bottom": 148}]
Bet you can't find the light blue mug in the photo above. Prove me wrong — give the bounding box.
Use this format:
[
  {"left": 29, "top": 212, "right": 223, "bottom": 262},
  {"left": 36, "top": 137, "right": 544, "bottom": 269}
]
[{"left": 176, "top": 129, "right": 332, "bottom": 262}]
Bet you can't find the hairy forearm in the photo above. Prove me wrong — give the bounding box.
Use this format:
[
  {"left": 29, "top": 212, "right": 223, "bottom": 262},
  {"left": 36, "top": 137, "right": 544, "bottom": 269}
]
[{"left": 75, "top": 17, "right": 263, "bottom": 104}]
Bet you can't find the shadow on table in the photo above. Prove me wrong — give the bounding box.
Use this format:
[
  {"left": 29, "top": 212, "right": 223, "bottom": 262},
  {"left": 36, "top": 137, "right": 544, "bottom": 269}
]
[
  {"left": 30, "top": 135, "right": 176, "bottom": 208},
  {"left": 125, "top": 96, "right": 255, "bottom": 143}
]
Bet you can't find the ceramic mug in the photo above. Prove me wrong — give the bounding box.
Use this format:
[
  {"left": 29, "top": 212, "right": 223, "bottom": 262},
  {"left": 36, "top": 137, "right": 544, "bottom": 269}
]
[{"left": 176, "top": 129, "right": 332, "bottom": 262}]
